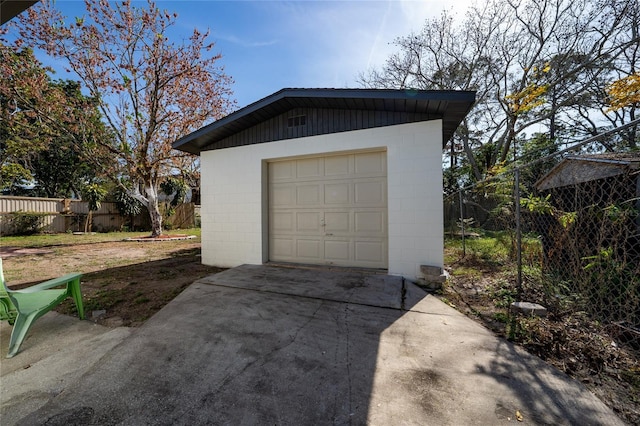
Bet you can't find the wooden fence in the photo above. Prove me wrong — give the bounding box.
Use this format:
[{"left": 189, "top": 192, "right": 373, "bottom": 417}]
[{"left": 0, "top": 196, "right": 197, "bottom": 235}]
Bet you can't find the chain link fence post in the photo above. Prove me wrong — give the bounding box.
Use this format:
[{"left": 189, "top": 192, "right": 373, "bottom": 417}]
[
  {"left": 514, "top": 167, "right": 522, "bottom": 297},
  {"left": 459, "top": 189, "right": 466, "bottom": 257}
]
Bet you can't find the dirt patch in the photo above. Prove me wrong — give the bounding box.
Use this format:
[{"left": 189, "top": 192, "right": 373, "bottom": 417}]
[
  {"left": 0, "top": 247, "right": 54, "bottom": 258},
  {"left": 2, "top": 240, "right": 225, "bottom": 327},
  {"left": 124, "top": 234, "right": 197, "bottom": 242}
]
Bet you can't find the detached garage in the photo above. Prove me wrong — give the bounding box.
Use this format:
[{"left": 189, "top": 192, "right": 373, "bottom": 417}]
[{"left": 173, "top": 88, "right": 475, "bottom": 279}]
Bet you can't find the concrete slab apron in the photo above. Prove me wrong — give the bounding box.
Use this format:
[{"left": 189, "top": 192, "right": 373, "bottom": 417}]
[
  {"left": 15, "top": 264, "right": 622, "bottom": 426},
  {"left": 1, "top": 312, "right": 132, "bottom": 425}
]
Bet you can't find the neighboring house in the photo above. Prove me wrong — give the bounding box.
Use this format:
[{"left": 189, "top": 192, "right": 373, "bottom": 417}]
[
  {"left": 173, "top": 88, "right": 475, "bottom": 279},
  {"left": 536, "top": 153, "right": 640, "bottom": 195},
  {"left": 534, "top": 153, "right": 640, "bottom": 266},
  {"left": 535, "top": 153, "right": 640, "bottom": 221}
]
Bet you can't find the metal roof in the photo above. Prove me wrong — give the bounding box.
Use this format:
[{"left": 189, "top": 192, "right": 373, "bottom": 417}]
[
  {"left": 535, "top": 152, "right": 640, "bottom": 191},
  {"left": 173, "top": 88, "right": 476, "bottom": 155},
  {"left": 570, "top": 153, "right": 640, "bottom": 164}
]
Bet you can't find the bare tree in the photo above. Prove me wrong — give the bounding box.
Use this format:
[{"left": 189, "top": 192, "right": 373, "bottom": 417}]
[
  {"left": 359, "top": 0, "right": 639, "bottom": 182},
  {"left": 17, "top": 0, "right": 234, "bottom": 236}
]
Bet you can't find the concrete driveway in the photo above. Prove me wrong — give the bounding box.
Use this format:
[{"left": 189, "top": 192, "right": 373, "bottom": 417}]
[{"left": 1, "top": 264, "right": 622, "bottom": 425}]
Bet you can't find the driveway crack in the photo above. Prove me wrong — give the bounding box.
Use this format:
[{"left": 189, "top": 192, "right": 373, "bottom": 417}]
[
  {"left": 344, "top": 303, "right": 353, "bottom": 424},
  {"left": 212, "top": 300, "right": 325, "bottom": 394}
]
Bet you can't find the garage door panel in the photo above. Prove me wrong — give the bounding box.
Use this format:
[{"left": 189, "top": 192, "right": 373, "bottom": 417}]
[
  {"left": 354, "top": 151, "right": 385, "bottom": 175},
  {"left": 354, "top": 211, "right": 385, "bottom": 234},
  {"left": 324, "top": 240, "right": 350, "bottom": 262},
  {"left": 296, "top": 184, "right": 321, "bottom": 205},
  {"left": 269, "top": 151, "right": 387, "bottom": 269},
  {"left": 296, "top": 239, "right": 321, "bottom": 259},
  {"left": 324, "top": 182, "right": 350, "bottom": 204},
  {"left": 355, "top": 241, "right": 385, "bottom": 263},
  {"left": 270, "top": 161, "right": 295, "bottom": 181},
  {"left": 324, "top": 211, "right": 350, "bottom": 233},
  {"left": 272, "top": 212, "right": 294, "bottom": 232},
  {"left": 271, "top": 238, "right": 294, "bottom": 257},
  {"left": 354, "top": 180, "right": 385, "bottom": 204},
  {"left": 272, "top": 185, "right": 295, "bottom": 206},
  {"left": 296, "top": 158, "right": 322, "bottom": 178},
  {"left": 324, "top": 155, "right": 350, "bottom": 176},
  {"left": 296, "top": 212, "right": 322, "bottom": 232}
]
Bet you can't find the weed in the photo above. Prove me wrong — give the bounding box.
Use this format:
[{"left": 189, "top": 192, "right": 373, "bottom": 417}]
[
  {"left": 83, "top": 289, "right": 126, "bottom": 311},
  {"left": 439, "top": 297, "right": 456, "bottom": 308},
  {"left": 493, "top": 312, "right": 510, "bottom": 323},
  {"left": 450, "top": 266, "right": 482, "bottom": 278},
  {"left": 486, "top": 279, "right": 517, "bottom": 308}
]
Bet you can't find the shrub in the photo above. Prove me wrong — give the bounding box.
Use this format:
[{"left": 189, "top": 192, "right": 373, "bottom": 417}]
[{"left": 5, "top": 211, "right": 48, "bottom": 235}]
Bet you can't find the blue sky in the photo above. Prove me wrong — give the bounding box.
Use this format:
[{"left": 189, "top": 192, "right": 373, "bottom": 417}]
[
  {"left": 176, "top": 0, "right": 474, "bottom": 108},
  {"left": 10, "top": 0, "right": 474, "bottom": 109}
]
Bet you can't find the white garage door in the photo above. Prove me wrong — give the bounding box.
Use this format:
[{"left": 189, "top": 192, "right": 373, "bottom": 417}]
[{"left": 269, "top": 151, "right": 388, "bottom": 269}]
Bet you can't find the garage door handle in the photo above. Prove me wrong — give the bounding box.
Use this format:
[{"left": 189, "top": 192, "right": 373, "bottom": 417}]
[{"left": 325, "top": 233, "right": 333, "bottom": 236}]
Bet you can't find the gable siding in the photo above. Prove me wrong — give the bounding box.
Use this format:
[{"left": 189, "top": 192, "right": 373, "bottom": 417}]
[{"left": 202, "top": 108, "right": 435, "bottom": 152}]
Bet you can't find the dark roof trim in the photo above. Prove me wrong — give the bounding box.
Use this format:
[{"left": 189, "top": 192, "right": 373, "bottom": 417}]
[
  {"left": 173, "top": 88, "right": 476, "bottom": 155},
  {"left": 1, "top": 0, "right": 38, "bottom": 25},
  {"left": 567, "top": 153, "right": 640, "bottom": 165}
]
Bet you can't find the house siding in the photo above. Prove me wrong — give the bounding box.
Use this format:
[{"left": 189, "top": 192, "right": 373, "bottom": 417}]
[
  {"left": 202, "top": 108, "right": 435, "bottom": 151},
  {"left": 200, "top": 120, "right": 443, "bottom": 280}
]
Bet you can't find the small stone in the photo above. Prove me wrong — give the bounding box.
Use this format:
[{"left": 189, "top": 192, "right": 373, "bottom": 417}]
[
  {"left": 103, "top": 316, "right": 124, "bottom": 327},
  {"left": 419, "top": 265, "right": 449, "bottom": 290},
  {"left": 91, "top": 310, "right": 107, "bottom": 320},
  {"left": 420, "top": 265, "right": 442, "bottom": 276},
  {"left": 510, "top": 301, "right": 548, "bottom": 317}
]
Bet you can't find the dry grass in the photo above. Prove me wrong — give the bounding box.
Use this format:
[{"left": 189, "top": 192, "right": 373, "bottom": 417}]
[{"left": 1, "top": 230, "right": 225, "bottom": 327}]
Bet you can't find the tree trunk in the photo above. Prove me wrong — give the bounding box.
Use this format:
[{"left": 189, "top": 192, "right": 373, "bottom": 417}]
[
  {"left": 144, "top": 183, "right": 163, "bottom": 237},
  {"left": 463, "top": 139, "right": 483, "bottom": 182},
  {"left": 84, "top": 211, "right": 92, "bottom": 233},
  {"left": 148, "top": 204, "right": 163, "bottom": 237}
]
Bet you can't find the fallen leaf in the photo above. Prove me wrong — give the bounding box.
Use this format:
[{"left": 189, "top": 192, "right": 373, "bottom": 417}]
[{"left": 516, "top": 410, "right": 523, "bottom": 422}]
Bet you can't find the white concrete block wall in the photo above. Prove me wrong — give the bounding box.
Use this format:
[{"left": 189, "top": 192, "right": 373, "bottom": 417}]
[{"left": 200, "top": 120, "right": 444, "bottom": 279}]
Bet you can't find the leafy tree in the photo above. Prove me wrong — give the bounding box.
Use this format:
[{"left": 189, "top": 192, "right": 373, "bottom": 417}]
[
  {"left": 0, "top": 44, "right": 62, "bottom": 191},
  {"left": 607, "top": 72, "right": 640, "bottom": 110},
  {"left": 30, "top": 134, "right": 91, "bottom": 198},
  {"left": 30, "top": 81, "right": 111, "bottom": 198},
  {"left": 517, "top": 133, "right": 560, "bottom": 191},
  {"left": 0, "top": 42, "right": 112, "bottom": 195},
  {"left": 17, "top": 0, "right": 234, "bottom": 236},
  {"left": 81, "top": 182, "right": 107, "bottom": 233},
  {"left": 160, "top": 177, "right": 188, "bottom": 209}
]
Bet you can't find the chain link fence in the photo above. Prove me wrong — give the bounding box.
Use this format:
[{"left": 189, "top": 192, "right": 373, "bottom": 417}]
[{"left": 444, "top": 139, "right": 639, "bottom": 422}]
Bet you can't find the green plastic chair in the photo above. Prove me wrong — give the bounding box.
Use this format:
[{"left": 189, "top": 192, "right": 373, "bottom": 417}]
[{"left": 0, "top": 258, "right": 84, "bottom": 358}]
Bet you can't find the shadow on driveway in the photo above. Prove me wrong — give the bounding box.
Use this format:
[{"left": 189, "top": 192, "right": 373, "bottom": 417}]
[{"left": 11, "top": 264, "right": 622, "bottom": 425}]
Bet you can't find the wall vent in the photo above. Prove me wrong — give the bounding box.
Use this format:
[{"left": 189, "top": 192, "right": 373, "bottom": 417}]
[{"left": 287, "top": 115, "right": 307, "bottom": 128}]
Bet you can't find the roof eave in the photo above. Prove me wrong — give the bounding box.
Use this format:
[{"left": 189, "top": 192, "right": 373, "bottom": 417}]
[
  {"left": 173, "top": 89, "right": 476, "bottom": 154},
  {"left": 535, "top": 156, "right": 638, "bottom": 191},
  {"left": 0, "top": 0, "right": 39, "bottom": 25}
]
